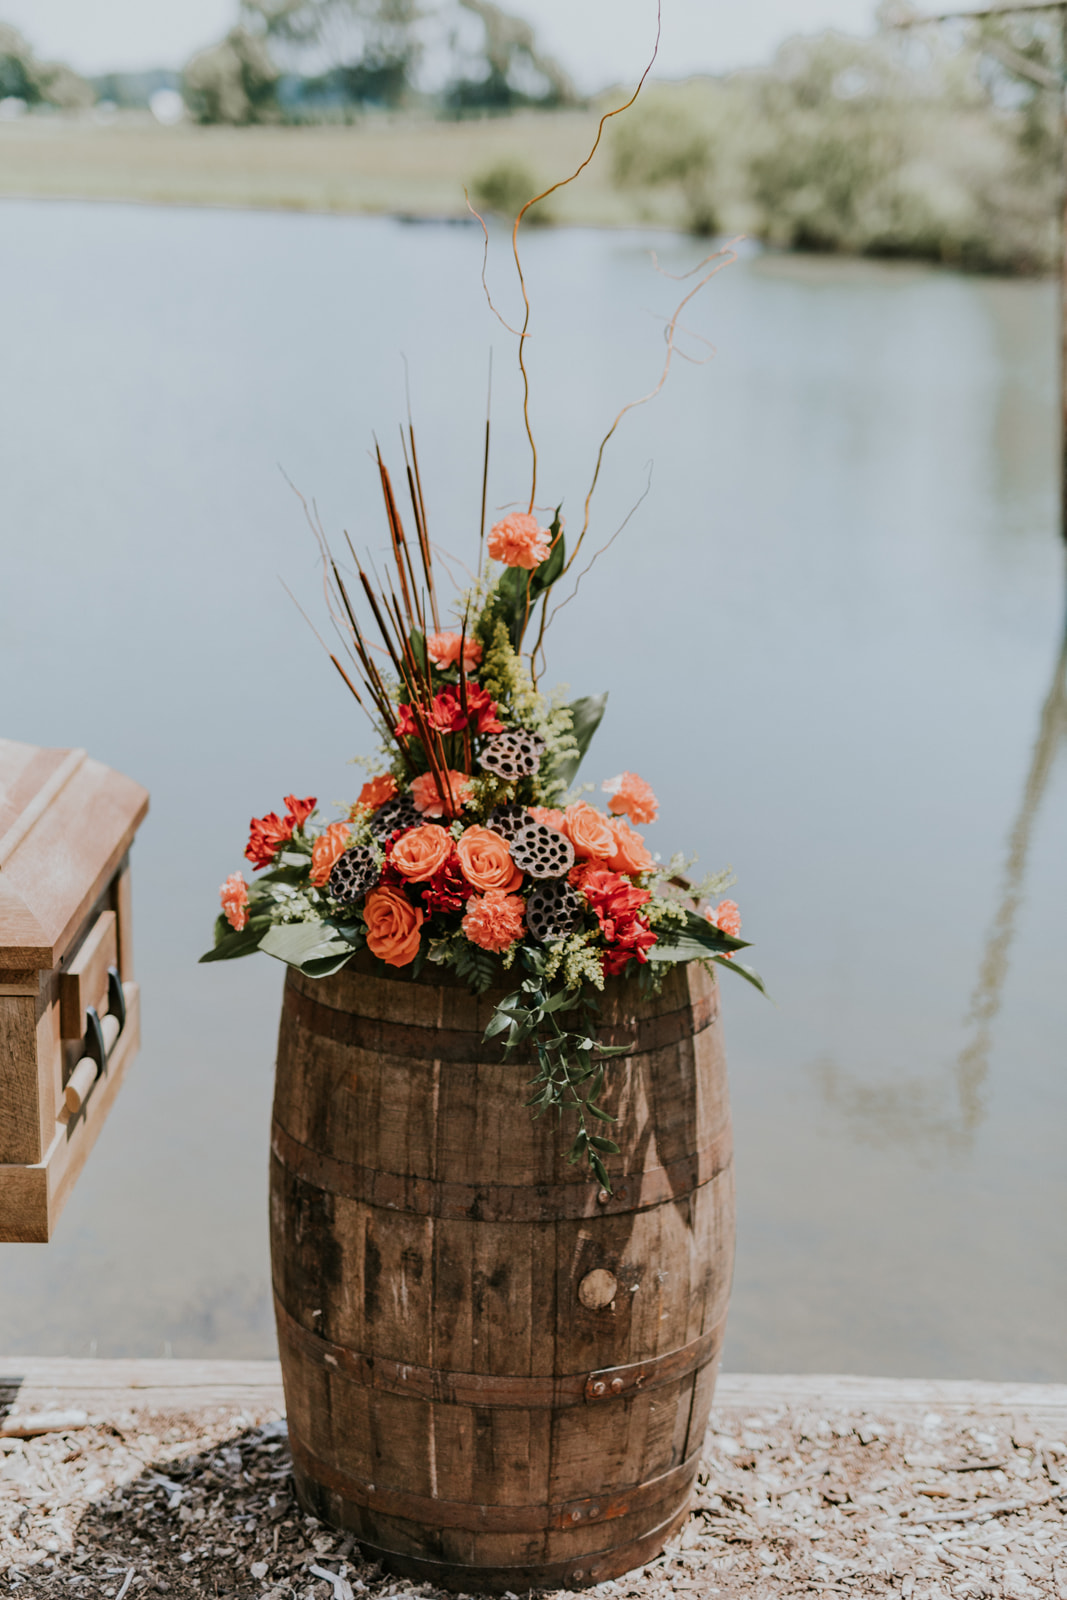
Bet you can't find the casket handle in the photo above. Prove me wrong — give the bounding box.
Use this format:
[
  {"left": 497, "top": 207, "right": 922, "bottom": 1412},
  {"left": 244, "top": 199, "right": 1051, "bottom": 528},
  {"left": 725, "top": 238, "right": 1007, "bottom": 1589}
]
[{"left": 62, "top": 968, "right": 126, "bottom": 1117}]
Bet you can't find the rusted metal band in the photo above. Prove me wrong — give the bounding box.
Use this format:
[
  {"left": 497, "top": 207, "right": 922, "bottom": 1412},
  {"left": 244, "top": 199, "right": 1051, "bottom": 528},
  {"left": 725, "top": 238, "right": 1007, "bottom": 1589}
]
[
  {"left": 288, "top": 1429, "right": 701, "bottom": 1534},
  {"left": 270, "top": 1119, "right": 732, "bottom": 1223},
  {"left": 300, "top": 1501, "right": 692, "bottom": 1593},
  {"left": 283, "top": 973, "right": 717, "bottom": 1065},
  {"left": 274, "top": 1294, "right": 727, "bottom": 1410}
]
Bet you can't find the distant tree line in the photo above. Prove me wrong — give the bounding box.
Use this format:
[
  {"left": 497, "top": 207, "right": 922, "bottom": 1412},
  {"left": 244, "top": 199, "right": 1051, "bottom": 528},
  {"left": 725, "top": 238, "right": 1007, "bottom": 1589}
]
[
  {"left": 0, "top": 21, "right": 92, "bottom": 109},
  {"left": 4, "top": 1, "right": 1065, "bottom": 276},
  {"left": 605, "top": 8, "right": 1063, "bottom": 274},
  {"left": 180, "top": 0, "right": 578, "bottom": 126}
]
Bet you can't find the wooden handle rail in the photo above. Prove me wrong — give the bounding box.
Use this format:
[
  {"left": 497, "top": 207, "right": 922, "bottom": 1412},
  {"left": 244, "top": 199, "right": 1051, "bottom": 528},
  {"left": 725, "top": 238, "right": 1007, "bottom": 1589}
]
[{"left": 63, "top": 1007, "right": 122, "bottom": 1115}]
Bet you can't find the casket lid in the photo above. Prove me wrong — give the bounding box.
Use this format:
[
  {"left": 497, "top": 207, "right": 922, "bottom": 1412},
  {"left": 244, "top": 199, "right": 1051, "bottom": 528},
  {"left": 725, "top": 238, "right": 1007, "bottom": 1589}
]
[{"left": 0, "top": 739, "right": 149, "bottom": 971}]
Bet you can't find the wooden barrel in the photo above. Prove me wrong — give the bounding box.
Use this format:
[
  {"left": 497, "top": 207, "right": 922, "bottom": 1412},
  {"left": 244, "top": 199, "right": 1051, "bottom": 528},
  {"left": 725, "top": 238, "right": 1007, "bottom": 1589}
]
[{"left": 270, "top": 954, "right": 734, "bottom": 1593}]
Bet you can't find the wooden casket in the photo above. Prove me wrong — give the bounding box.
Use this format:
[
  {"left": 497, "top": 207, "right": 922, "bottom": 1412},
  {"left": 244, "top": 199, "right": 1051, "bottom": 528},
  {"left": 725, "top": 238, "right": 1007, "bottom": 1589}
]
[{"left": 0, "top": 739, "right": 148, "bottom": 1242}]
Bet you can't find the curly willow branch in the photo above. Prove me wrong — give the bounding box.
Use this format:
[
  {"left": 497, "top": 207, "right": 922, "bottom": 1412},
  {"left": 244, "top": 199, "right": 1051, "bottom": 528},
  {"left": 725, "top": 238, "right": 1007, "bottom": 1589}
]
[
  {"left": 465, "top": 188, "right": 525, "bottom": 337},
  {"left": 562, "top": 238, "right": 741, "bottom": 579},
  {"left": 510, "top": 0, "right": 663, "bottom": 513}
]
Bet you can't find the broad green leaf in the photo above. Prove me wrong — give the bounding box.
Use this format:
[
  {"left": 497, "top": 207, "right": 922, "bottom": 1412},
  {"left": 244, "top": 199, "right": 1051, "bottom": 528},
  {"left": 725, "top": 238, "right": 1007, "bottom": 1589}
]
[
  {"left": 495, "top": 565, "right": 531, "bottom": 650},
  {"left": 198, "top": 918, "right": 270, "bottom": 964},
  {"left": 300, "top": 950, "right": 359, "bottom": 979},
  {"left": 649, "top": 911, "right": 751, "bottom": 965},
  {"left": 676, "top": 908, "right": 750, "bottom": 953},
  {"left": 259, "top": 922, "right": 355, "bottom": 973},
  {"left": 409, "top": 628, "right": 428, "bottom": 676},
  {"left": 589, "top": 1136, "right": 621, "bottom": 1155},
  {"left": 551, "top": 692, "right": 608, "bottom": 788},
  {"left": 535, "top": 513, "right": 566, "bottom": 590},
  {"left": 711, "top": 954, "right": 769, "bottom": 996},
  {"left": 255, "top": 863, "right": 310, "bottom": 886}
]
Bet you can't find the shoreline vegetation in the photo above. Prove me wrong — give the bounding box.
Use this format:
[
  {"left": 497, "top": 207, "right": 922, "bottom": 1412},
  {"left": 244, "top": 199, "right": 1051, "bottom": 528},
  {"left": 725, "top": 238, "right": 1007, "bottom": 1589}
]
[{"left": 1, "top": 12, "right": 1064, "bottom": 275}]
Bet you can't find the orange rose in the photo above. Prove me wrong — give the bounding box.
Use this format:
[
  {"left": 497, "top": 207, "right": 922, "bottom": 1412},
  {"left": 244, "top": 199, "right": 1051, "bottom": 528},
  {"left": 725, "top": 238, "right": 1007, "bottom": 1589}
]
[
  {"left": 364, "top": 886, "right": 424, "bottom": 967},
  {"left": 410, "top": 769, "right": 473, "bottom": 819},
  {"left": 391, "top": 823, "right": 452, "bottom": 881},
  {"left": 462, "top": 890, "right": 526, "bottom": 953},
  {"left": 355, "top": 773, "right": 397, "bottom": 813},
  {"left": 310, "top": 822, "right": 351, "bottom": 887},
  {"left": 602, "top": 771, "right": 659, "bottom": 825},
  {"left": 529, "top": 806, "right": 566, "bottom": 830},
  {"left": 562, "top": 801, "right": 615, "bottom": 861},
  {"left": 219, "top": 872, "right": 249, "bottom": 931},
  {"left": 606, "top": 817, "right": 654, "bottom": 876},
  {"left": 455, "top": 826, "right": 523, "bottom": 893}
]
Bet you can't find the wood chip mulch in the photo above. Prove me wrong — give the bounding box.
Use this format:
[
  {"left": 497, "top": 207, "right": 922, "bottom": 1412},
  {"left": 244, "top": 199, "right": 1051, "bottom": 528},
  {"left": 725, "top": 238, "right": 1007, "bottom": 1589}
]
[{"left": 3, "top": 1398, "right": 1067, "bottom": 1598}]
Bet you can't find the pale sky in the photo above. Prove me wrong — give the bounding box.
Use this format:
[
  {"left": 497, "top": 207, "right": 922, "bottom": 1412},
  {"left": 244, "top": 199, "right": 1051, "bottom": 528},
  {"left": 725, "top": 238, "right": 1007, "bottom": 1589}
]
[{"left": 2, "top": 0, "right": 888, "bottom": 87}]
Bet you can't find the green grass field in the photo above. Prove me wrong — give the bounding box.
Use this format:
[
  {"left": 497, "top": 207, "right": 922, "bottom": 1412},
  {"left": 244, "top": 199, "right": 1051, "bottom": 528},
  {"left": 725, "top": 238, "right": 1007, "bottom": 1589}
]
[{"left": 0, "top": 110, "right": 674, "bottom": 227}]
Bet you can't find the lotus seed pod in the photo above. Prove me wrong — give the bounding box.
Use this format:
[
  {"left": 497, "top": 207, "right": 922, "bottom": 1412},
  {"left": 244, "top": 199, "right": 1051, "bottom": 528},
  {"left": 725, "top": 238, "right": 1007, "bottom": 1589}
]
[
  {"left": 526, "top": 880, "right": 583, "bottom": 942},
  {"left": 327, "top": 845, "right": 381, "bottom": 906},
  {"left": 485, "top": 803, "right": 534, "bottom": 843},
  {"left": 477, "top": 729, "right": 546, "bottom": 781},
  {"left": 509, "top": 822, "right": 575, "bottom": 880},
  {"left": 369, "top": 793, "right": 420, "bottom": 840}
]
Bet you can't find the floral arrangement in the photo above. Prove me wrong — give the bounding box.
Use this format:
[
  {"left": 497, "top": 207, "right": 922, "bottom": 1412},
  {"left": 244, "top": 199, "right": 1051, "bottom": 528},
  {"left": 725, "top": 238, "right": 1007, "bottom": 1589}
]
[{"left": 201, "top": 27, "right": 763, "bottom": 1189}]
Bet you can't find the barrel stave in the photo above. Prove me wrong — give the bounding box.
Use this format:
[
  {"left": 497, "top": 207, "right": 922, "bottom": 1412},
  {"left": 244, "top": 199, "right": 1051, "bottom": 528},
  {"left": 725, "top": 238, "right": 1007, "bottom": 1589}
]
[{"left": 432, "top": 1217, "right": 558, "bottom": 1376}]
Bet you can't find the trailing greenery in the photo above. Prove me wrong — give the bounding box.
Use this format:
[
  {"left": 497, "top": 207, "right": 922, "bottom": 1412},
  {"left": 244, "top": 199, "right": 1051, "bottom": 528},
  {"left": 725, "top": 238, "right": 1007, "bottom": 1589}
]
[{"left": 484, "top": 952, "right": 629, "bottom": 1192}]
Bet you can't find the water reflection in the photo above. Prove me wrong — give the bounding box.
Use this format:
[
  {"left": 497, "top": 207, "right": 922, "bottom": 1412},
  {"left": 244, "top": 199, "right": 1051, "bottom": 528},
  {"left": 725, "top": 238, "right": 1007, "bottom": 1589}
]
[{"left": 817, "top": 584, "right": 1067, "bottom": 1151}]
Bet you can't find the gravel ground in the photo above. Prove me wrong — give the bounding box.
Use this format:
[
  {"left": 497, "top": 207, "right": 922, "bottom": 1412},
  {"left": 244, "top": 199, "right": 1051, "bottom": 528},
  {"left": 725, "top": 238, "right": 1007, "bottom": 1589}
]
[{"left": 3, "top": 1397, "right": 1067, "bottom": 1598}]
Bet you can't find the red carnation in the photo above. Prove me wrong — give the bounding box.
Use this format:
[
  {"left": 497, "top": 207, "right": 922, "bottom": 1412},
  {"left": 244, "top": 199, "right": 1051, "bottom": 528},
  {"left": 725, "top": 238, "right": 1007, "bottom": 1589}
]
[
  {"left": 427, "top": 684, "right": 504, "bottom": 737},
  {"left": 578, "top": 869, "right": 652, "bottom": 942},
  {"left": 465, "top": 683, "right": 505, "bottom": 735},
  {"left": 284, "top": 794, "right": 316, "bottom": 831},
  {"left": 429, "top": 688, "right": 466, "bottom": 733},
  {"left": 602, "top": 916, "right": 657, "bottom": 977},
  {"left": 245, "top": 811, "right": 293, "bottom": 870},
  {"left": 418, "top": 847, "right": 472, "bottom": 914},
  {"left": 394, "top": 703, "right": 420, "bottom": 738}
]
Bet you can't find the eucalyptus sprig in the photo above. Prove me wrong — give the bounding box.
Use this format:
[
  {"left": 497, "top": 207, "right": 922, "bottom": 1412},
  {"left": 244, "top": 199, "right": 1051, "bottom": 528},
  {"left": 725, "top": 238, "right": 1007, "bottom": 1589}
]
[{"left": 484, "top": 952, "right": 630, "bottom": 1191}]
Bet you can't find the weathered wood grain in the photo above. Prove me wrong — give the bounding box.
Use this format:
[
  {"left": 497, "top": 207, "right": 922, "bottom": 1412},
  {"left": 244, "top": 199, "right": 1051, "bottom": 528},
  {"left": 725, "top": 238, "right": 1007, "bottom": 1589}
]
[
  {"left": 58, "top": 909, "right": 117, "bottom": 1037},
  {"left": 0, "top": 983, "right": 141, "bottom": 1242},
  {"left": 270, "top": 957, "right": 734, "bottom": 1592},
  {"left": 0, "top": 739, "right": 147, "bottom": 970},
  {"left": 0, "top": 994, "right": 41, "bottom": 1164}
]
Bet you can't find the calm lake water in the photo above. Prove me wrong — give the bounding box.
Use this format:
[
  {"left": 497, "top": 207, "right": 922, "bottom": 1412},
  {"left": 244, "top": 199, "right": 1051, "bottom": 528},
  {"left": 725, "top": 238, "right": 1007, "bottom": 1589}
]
[{"left": 1, "top": 202, "right": 1064, "bottom": 1380}]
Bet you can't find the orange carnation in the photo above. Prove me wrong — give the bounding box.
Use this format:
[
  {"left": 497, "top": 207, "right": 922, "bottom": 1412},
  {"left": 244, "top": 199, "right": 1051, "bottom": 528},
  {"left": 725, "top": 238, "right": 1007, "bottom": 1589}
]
[
  {"left": 456, "top": 827, "right": 523, "bottom": 893},
  {"left": 410, "top": 769, "right": 472, "bottom": 819},
  {"left": 602, "top": 771, "right": 659, "bottom": 825},
  {"left": 562, "top": 801, "right": 616, "bottom": 862},
  {"left": 364, "top": 886, "right": 424, "bottom": 967},
  {"left": 427, "top": 631, "right": 482, "bottom": 672},
  {"left": 462, "top": 890, "right": 526, "bottom": 953},
  {"left": 606, "top": 817, "right": 654, "bottom": 876},
  {"left": 310, "top": 821, "right": 351, "bottom": 887},
  {"left": 529, "top": 806, "right": 566, "bottom": 830},
  {"left": 708, "top": 899, "right": 741, "bottom": 939},
  {"left": 391, "top": 823, "right": 452, "bottom": 881},
  {"left": 355, "top": 773, "right": 397, "bottom": 813},
  {"left": 219, "top": 873, "right": 249, "bottom": 932},
  {"left": 488, "top": 512, "right": 552, "bottom": 570}
]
